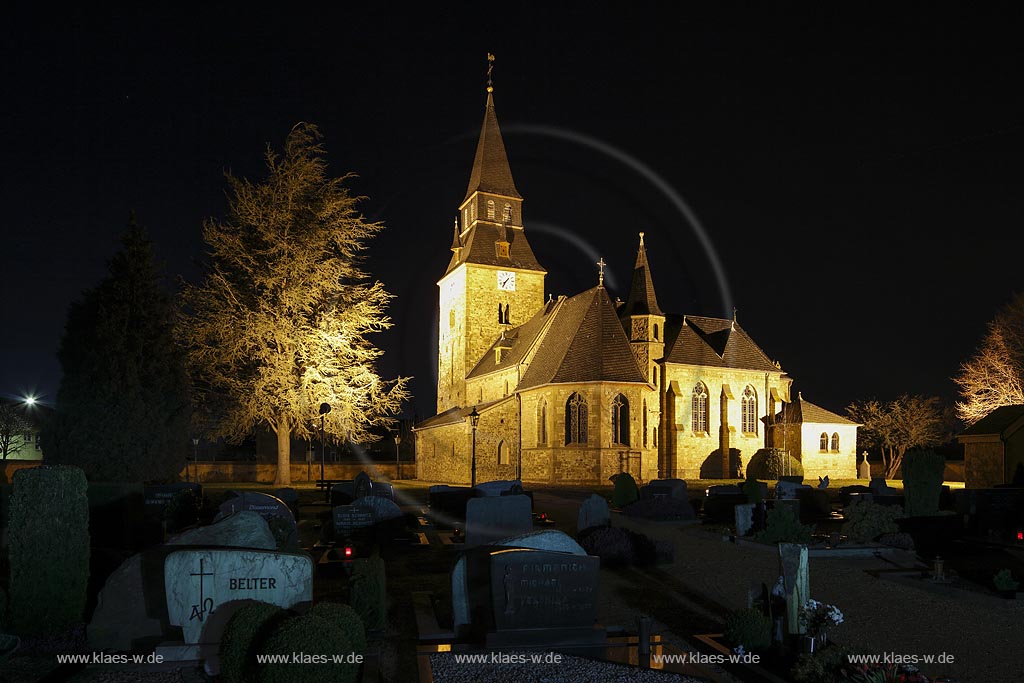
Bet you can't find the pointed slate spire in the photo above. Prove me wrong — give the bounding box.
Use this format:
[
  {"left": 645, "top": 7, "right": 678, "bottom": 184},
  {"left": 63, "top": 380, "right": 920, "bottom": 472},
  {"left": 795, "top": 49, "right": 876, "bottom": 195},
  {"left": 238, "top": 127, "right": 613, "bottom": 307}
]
[
  {"left": 450, "top": 217, "right": 462, "bottom": 254},
  {"left": 463, "top": 56, "right": 521, "bottom": 202},
  {"left": 620, "top": 232, "right": 664, "bottom": 317}
]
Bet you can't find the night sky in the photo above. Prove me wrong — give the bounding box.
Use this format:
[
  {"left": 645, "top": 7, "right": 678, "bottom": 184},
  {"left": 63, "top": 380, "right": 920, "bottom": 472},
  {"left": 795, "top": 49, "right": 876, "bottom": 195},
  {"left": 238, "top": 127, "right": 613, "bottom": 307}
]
[{"left": 3, "top": 4, "right": 1022, "bottom": 422}]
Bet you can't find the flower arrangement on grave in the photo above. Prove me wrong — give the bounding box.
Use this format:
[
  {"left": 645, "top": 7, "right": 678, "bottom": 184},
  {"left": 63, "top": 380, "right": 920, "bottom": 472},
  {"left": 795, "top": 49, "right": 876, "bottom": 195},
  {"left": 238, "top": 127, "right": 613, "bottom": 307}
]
[
  {"left": 799, "top": 598, "right": 843, "bottom": 643},
  {"left": 841, "top": 662, "right": 929, "bottom": 682}
]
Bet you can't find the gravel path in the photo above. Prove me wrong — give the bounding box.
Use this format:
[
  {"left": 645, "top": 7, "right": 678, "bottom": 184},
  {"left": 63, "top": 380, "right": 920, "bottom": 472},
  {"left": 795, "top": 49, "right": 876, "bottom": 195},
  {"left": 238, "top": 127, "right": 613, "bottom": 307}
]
[{"left": 429, "top": 650, "right": 702, "bottom": 683}]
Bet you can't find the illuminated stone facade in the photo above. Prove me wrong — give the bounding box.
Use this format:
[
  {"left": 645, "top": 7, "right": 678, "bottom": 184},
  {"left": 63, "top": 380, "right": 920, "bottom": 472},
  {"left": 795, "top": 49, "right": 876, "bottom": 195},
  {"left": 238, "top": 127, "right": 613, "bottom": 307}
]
[{"left": 414, "top": 87, "right": 857, "bottom": 485}]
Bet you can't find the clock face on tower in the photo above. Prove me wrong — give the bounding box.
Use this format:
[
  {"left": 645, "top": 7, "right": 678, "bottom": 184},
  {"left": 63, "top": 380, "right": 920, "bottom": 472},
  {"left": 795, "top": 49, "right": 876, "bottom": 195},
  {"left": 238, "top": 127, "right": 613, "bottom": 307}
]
[{"left": 496, "top": 270, "right": 516, "bottom": 291}]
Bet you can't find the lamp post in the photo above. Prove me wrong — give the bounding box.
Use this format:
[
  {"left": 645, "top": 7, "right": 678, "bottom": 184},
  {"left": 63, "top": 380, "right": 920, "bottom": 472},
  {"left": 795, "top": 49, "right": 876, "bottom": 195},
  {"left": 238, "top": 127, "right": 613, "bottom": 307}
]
[
  {"left": 469, "top": 406, "right": 480, "bottom": 487},
  {"left": 319, "top": 402, "right": 331, "bottom": 484},
  {"left": 191, "top": 437, "right": 199, "bottom": 483},
  {"left": 394, "top": 430, "right": 402, "bottom": 480}
]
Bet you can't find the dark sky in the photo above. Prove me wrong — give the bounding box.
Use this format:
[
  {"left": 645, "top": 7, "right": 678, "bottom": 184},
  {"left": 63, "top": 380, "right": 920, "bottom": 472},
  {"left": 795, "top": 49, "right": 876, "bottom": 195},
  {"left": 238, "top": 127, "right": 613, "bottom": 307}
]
[{"left": 2, "top": 3, "right": 1022, "bottom": 421}]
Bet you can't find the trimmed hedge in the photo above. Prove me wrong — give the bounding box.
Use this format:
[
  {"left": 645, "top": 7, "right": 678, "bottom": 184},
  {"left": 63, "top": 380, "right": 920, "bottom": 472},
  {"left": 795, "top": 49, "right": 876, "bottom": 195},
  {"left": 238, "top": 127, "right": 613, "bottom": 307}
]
[
  {"left": 754, "top": 504, "right": 813, "bottom": 544},
  {"left": 219, "top": 601, "right": 286, "bottom": 683},
  {"left": 611, "top": 473, "right": 640, "bottom": 509},
  {"left": 902, "top": 449, "right": 944, "bottom": 517},
  {"left": 748, "top": 449, "right": 803, "bottom": 480},
  {"left": 841, "top": 499, "right": 904, "bottom": 544},
  {"left": 724, "top": 608, "right": 771, "bottom": 653},
  {"left": 349, "top": 557, "right": 387, "bottom": 632},
  {"left": 7, "top": 465, "right": 90, "bottom": 636},
  {"left": 310, "top": 602, "right": 366, "bottom": 655},
  {"left": 256, "top": 614, "right": 358, "bottom": 683}
]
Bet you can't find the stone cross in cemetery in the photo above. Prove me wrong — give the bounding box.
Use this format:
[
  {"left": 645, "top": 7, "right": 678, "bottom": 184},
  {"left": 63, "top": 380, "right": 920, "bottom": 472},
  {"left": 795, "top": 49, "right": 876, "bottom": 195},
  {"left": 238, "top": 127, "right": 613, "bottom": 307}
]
[
  {"left": 465, "top": 494, "right": 533, "bottom": 545},
  {"left": 163, "top": 548, "right": 313, "bottom": 657},
  {"left": 778, "top": 543, "right": 809, "bottom": 636}
]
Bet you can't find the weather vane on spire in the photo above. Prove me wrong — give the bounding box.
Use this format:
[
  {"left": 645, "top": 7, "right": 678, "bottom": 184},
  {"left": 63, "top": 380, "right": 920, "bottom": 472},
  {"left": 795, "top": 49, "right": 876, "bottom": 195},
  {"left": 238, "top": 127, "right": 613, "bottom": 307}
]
[
  {"left": 487, "top": 53, "right": 495, "bottom": 93},
  {"left": 597, "top": 257, "right": 606, "bottom": 287}
]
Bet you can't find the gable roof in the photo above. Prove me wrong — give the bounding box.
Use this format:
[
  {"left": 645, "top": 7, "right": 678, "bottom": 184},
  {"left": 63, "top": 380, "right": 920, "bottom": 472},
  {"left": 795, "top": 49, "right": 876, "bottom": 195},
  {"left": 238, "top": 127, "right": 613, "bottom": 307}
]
[
  {"left": 960, "top": 405, "right": 1024, "bottom": 438},
  {"left": 663, "top": 315, "right": 779, "bottom": 372},
  {"left": 776, "top": 393, "right": 858, "bottom": 425}
]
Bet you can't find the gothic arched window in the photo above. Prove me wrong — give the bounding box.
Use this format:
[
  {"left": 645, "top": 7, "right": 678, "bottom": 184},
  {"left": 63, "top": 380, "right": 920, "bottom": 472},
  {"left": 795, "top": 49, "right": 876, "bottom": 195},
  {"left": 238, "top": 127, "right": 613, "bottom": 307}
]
[
  {"left": 831, "top": 432, "right": 840, "bottom": 452},
  {"left": 692, "top": 383, "right": 708, "bottom": 434},
  {"left": 742, "top": 386, "right": 757, "bottom": 434},
  {"left": 642, "top": 399, "right": 648, "bottom": 448},
  {"left": 820, "top": 432, "right": 829, "bottom": 452},
  {"left": 611, "top": 394, "right": 630, "bottom": 445},
  {"left": 565, "top": 392, "right": 588, "bottom": 445},
  {"left": 498, "top": 439, "right": 509, "bottom": 465},
  {"left": 537, "top": 400, "right": 548, "bottom": 445}
]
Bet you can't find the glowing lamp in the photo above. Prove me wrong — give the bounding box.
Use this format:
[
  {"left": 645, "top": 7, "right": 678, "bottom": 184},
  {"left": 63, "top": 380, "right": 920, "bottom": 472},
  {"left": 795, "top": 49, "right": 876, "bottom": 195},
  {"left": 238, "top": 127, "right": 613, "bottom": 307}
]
[
  {"left": 1017, "top": 531, "right": 1023, "bottom": 541},
  {"left": 344, "top": 546, "right": 353, "bottom": 558},
  {"left": 23, "top": 396, "right": 36, "bottom": 406}
]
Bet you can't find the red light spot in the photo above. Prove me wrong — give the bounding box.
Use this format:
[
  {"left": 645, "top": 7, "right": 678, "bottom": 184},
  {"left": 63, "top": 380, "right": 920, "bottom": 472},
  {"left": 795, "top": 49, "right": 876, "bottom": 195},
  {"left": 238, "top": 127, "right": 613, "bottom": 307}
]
[
  {"left": 344, "top": 546, "right": 353, "bottom": 557},
  {"left": 540, "top": 513, "right": 547, "bottom": 520},
  {"left": 1017, "top": 531, "right": 1023, "bottom": 541}
]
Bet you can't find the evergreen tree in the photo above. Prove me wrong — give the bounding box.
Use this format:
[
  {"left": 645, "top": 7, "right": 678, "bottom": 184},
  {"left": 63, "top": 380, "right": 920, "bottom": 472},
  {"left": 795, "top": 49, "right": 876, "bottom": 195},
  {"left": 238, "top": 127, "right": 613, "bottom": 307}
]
[
  {"left": 45, "top": 214, "right": 190, "bottom": 481},
  {"left": 181, "top": 123, "right": 408, "bottom": 486}
]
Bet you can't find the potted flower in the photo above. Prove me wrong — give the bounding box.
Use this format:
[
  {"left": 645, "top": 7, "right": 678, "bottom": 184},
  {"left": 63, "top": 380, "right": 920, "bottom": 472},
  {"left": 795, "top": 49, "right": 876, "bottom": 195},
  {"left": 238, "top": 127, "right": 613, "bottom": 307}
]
[
  {"left": 993, "top": 568, "right": 1019, "bottom": 599},
  {"left": 798, "top": 598, "right": 843, "bottom": 650}
]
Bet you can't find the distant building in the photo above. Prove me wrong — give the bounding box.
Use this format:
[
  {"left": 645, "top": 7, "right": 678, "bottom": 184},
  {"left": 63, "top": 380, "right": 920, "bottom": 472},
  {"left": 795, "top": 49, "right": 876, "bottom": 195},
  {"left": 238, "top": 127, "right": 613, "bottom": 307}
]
[
  {"left": 0, "top": 397, "right": 45, "bottom": 461},
  {"left": 766, "top": 392, "right": 859, "bottom": 480},
  {"left": 957, "top": 405, "right": 1024, "bottom": 488},
  {"left": 413, "top": 78, "right": 858, "bottom": 485}
]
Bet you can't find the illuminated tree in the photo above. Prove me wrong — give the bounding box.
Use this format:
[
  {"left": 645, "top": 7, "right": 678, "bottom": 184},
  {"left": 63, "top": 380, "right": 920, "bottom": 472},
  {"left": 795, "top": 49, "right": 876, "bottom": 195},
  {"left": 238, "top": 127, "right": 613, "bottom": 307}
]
[
  {"left": 954, "top": 293, "right": 1024, "bottom": 425},
  {"left": 0, "top": 400, "right": 31, "bottom": 460},
  {"left": 45, "top": 215, "right": 190, "bottom": 481},
  {"left": 181, "top": 123, "right": 408, "bottom": 486},
  {"left": 846, "top": 395, "right": 948, "bottom": 479}
]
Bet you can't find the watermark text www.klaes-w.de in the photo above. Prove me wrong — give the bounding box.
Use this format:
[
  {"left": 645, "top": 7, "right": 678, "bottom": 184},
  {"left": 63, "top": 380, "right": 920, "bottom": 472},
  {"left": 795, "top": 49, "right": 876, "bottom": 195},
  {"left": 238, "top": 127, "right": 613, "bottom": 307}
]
[
  {"left": 254, "top": 652, "right": 365, "bottom": 664},
  {"left": 452, "top": 652, "right": 564, "bottom": 665},
  {"left": 847, "top": 652, "right": 956, "bottom": 666},
  {"left": 55, "top": 653, "right": 166, "bottom": 665},
  {"left": 653, "top": 652, "right": 761, "bottom": 665}
]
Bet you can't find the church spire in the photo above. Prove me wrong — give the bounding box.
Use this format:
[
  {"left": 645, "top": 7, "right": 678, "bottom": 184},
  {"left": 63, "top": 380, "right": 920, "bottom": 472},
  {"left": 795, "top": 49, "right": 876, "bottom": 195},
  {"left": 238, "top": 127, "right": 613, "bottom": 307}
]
[
  {"left": 621, "top": 232, "right": 664, "bottom": 317},
  {"left": 463, "top": 54, "right": 521, "bottom": 202}
]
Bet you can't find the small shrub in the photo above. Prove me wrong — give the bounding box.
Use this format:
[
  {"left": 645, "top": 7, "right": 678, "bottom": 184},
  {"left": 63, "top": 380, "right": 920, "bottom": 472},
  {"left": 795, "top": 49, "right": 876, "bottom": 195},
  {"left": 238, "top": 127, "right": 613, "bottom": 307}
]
[
  {"left": 993, "top": 568, "right": 1019, "bottom": 592},
  {"left": 611, "top": 473, "right": 639, "bottom": 509},
  {"left": 349, "top": 557, "right": 387, "bottom": 632},
  {"left": 790, "top": 645, "right": 853, "bottom": 683},
  {"left": 754, "top": 504, "right": 813, "bottom": 544},
  {"left": 902, "top": 448, "right": 945, "bottom": 517},
  {"left": 220, "top": 601, "right": 286, "bottom": 683},
  {"left": 578, "top": 526, "right": 634, "bottom": 566},
  {"left": 841, "top": 499, "right": 904, "bottom": 544},
  {"left": 723, "top": 608, "right": 771, "bottom": 653},
  {"left": 163, "top": 488, "right": 200, "bottom": 533},
  {"left": 310, "top": 602, "right": 366, "bottom": 654},
  {"left": 740, "top": 475, "right": 765, "bottom": 503},
  {"left": 748, "top": 448, "right": 803, "bottom": 480},
  {"left": 256, "top": 614, "right": 357, "bottom": 683}
]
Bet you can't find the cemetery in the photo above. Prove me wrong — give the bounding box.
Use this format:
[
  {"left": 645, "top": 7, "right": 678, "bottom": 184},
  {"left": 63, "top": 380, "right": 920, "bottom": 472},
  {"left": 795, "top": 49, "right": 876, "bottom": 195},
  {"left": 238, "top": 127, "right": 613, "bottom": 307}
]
[{"left": 0, "top": 459, "right": 1021, "bottom": 682}]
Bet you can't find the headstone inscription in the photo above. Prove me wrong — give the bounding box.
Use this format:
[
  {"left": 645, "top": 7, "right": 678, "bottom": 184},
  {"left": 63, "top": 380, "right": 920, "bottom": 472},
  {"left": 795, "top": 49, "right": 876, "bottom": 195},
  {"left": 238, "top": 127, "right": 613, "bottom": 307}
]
[
  {"left": 775, "top": 481, "right": 811, "bottom": 499},
  {"left": 164, "top": 549, "right": 313, "bottom": 649},
  {"left": 352, "top": 495, "right": 403, "bottom": 522},
  {"left": 144, "top": 483, "right": 202, "bottom": 516},
  {"left": 332, "top": 505, "right": 375, "bottom": 536},
  {"left": 465, "top": 495, "right": 533, "bottom": 545},
  {"left": 642, "top": 479, "right": 688, "bottom": 500},
  {"left": 368, "top": 481, "right": 395, "bottom": 501}
]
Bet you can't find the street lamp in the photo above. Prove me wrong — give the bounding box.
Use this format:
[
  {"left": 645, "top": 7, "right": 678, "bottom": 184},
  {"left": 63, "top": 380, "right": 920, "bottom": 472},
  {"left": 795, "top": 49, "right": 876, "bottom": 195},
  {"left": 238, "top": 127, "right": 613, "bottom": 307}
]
[
  {"left": 319, "top": 402, "right": 331, "bottom": 485},
  {"left": 393, "top": 430, "right": 402, "bottom": 480},
  {"left": 191, "top": 437, "right": 199, "bottom": 483},
  {"left": 469, "top": 406, "right": 480, "bottom": 487}
]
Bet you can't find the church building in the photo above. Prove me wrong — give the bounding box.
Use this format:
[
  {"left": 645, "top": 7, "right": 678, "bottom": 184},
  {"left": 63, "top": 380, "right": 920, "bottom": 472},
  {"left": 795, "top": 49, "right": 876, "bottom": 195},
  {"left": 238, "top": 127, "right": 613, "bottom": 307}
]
[{"left": 414, "top": 79, "right": 856, "bottom": 485}]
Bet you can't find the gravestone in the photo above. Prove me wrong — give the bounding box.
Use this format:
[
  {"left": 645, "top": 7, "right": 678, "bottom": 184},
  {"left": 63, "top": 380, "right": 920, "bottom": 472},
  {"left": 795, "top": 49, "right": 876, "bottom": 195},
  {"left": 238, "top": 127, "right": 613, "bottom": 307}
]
[
  {"left": 817, "top": 476, "right": 830, "bottom": 489},
  {"left": 735, "top": 503, "right": 755, "bottom": 537},
  {"left": 429, "top": 486, "right": 481, "bottom": 528},
  {"left": 775, "top": 480, "right": 811, "bottom": 499},
  {"left": 702, "top": 485, "right": 747, "bottom": 523},
  {"left": 869, "top": 478, "right": 898, "bottom": 496},
  {"left": 577, "top": 494, "right": 610, "bottom": 533},
  {"left": 88, "top": 512, "right": 276, "bottom": 652},
  {"left": 353, "top": 472, "right": 373, "bottom": 499},
  {"left": 352, "top": 494, "right": 403, "bottom": 523},
  {"left": 796, "top": 488, "right": 832, "bottom": 520},
  {"left": 368, "top": 481, "right": 395, "bottom": 501},
  {"left": 451, "top": 529, "right": 587, "bottom": 634},
  {"left": 858, "top": 458, "right": 871, "bottom": 480},
  {"left": 272, "top": 488, "right": 299, "bottom": 516},
  {"left": 163, "top": 548, "right": 314, "bottom": 657},
  {"left": 475, "top": 480, "right": 522, "bottom": 497},
  {"left": 329, "top": 480, "right": 356, "bottom": 507},
  {"left": 144, "top": 483, "right": 202, "bottom": 517},
  {"left": 839, "top": 485, "right": 873, "bottom": 508},
  {"left": 779, "top": 543, "right": 809, "bottom": 636},
  {"left": 455, "top": 544, "right": 601, "bottom": 646},
  {"left": 465, "top": 495, "right": 533, "bottom": 545},
  {"left": 215, "top": 491, "right": 298, "bottom": 549},
  {"left": 642, "top": 478, "right": 687, "bottom": 500},
  {"left": 332, "top": 505, "right": 375, "bottom": 536}
]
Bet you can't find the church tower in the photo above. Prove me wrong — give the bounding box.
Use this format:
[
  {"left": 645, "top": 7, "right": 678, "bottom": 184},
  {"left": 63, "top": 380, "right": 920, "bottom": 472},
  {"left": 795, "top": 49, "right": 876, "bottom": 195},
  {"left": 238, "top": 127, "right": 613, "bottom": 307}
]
[
  {"left": 436, "top": 64, "right": 546, "bottom": 412},
  {"left": 620, "top": 232, "right": 666, "bottom": 385}
]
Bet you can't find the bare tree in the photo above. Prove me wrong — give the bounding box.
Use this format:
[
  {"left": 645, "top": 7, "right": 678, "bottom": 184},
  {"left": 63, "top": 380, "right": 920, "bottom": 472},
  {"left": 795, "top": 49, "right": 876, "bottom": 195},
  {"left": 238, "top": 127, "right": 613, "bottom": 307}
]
[
  {"left": 181, "top": 123, "right": 409, "bottom": 485},
  {"left": 954, "top": 293, "right": 1024, "bottom": 425},
  {"left": 0, "top": 400, "right": 31, "bottom": 460},
  {"left": 846, "top": 395, "right": 948, "bottom": 479}
]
